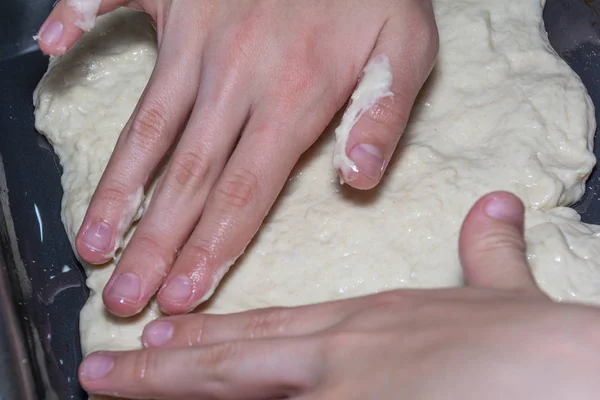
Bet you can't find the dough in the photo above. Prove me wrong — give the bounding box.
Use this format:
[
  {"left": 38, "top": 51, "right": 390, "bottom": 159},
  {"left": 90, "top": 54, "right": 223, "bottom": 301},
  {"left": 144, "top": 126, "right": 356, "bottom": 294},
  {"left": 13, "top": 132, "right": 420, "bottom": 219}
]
[{"left": 32, "top": 0, "right": 600, "bottom": 396}]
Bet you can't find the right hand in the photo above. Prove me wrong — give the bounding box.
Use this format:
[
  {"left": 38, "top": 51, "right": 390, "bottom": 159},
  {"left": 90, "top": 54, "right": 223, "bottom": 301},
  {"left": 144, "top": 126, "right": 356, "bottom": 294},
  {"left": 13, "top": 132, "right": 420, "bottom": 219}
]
[{"left": 79, "top": 192, "right": 600, "bottom": 399}]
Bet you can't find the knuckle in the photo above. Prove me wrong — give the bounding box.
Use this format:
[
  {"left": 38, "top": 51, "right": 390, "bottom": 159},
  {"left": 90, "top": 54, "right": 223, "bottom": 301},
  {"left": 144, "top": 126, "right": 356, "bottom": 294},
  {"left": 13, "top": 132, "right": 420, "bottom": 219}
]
[
  {"left": 222, "top": 8, "right": 266, "bottom": 66},
  {"left": 202, "top": 342, "right": 242, "bottom": 372},
  {"left": 268, "top": 34, "right": 324, "bottom": 112},
  {"left": 281, "top": 63, "right": 318, "bottom": 98},
  {"left": 474, "top": 228, "right": 526, "bottom": 256},
  {"left": 183, "top": 239, "right": 216, "bottom": 266},
  {"left": 132, "top": 234, "right": 175, "bottom": 273},
  {"left": 169, "top": 149, "right": 211, "bottom": 191},
  {"left": 364, "top": 95, "right": 410, "bottom": 133},
  {"left": 406, "top": 5, "right": 440, "bottom": 61},
  {"left": 130, "top": 350, "right": 160, "bottom": 388},
  {"left": 189, "top": 315, "right": 208, "bottom": 346},
  {"left": 127, "top": 104, "right": 169, "bottom": 153},
  {"left": 215, "top": 168, "right": 258, "bottom": 209},
  {"left": 275, "top": 63, "right": 322, "bottom": 113},
  {"left": 404, "top": 0, "right": 439, "bottom": 61},
  {"left": 94, "top": 184, "right": 129, "bottom": 208},
  {"left": 322, "top": 331, "right": 364, "bottom": 358},
  {"left": 245, "top": 307, "right": 292, "bottom": 338}
]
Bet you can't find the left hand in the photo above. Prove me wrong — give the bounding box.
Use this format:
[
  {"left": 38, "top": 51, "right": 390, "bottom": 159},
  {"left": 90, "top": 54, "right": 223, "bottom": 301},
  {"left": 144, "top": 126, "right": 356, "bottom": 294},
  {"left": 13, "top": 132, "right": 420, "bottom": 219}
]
[
  {"left": 77, "top": 192, "right": 600, "bottom": 399},
  {"left": 37, "top": 0, "right": 439, "bottom": 317}
]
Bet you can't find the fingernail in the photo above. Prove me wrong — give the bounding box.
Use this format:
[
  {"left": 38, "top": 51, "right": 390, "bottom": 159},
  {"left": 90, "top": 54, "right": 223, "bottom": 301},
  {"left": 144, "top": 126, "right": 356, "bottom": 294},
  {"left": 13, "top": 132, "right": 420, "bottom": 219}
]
[
  {"left": 38, "top": 20, "right": 63, "bottom": 45},
  {"left": 484, "top": 194, "right": 522, "bottom": 224},
  {"left": 80, "top": 354, "right": 114, "bottom": 380},
  {"left": 160, "top": 275, "right": 192, "bottom": 303},
  {"left": 349, "top": 144, "right": 384, "bottom": 181},
  {"left": 143, "top": 321, "right": 174, "bottom": 348},
  {"left": 82, "top": 220, "right": 113, "bottom": 253},
  {"left": 107, "top": 273, "right": 141, "bottom": 304}
]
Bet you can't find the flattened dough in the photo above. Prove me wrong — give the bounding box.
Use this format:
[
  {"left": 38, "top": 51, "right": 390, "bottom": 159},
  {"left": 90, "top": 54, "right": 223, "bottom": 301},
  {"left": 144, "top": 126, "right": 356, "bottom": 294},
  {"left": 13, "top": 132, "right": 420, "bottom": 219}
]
[{"left": 33, "top": 2, "right": 600, "bottom": 397}]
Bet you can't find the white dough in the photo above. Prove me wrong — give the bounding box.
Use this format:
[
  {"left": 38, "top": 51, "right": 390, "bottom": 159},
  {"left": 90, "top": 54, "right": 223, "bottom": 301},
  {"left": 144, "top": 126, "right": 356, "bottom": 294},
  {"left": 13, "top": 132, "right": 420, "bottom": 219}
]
[{"left": 32, "top": 1, "right": 600, "bottom": 398}]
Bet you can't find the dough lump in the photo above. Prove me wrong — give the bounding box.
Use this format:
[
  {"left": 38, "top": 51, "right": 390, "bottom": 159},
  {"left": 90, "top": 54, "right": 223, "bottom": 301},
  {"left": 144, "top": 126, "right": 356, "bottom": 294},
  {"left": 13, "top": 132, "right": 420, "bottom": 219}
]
[{"left": 33, "top": 1, "right": 600, "bottom": 395}]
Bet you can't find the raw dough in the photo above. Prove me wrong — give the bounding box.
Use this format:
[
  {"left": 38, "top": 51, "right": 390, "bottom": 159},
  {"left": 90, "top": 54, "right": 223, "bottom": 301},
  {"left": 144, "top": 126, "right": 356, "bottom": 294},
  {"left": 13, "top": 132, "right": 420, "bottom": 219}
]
[{"left": 33, "top": 0, "right": 600, "bottom": 396}]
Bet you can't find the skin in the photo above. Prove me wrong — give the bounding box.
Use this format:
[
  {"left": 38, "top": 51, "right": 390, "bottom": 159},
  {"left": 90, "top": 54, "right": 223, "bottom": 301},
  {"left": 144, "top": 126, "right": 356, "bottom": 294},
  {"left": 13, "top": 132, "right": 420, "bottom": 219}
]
[
  {"left": 75, "top": 191, "right": 600, "bottom": 399},
  {"left": 36, "top": 0, "right": 439, "bottom": 317}
]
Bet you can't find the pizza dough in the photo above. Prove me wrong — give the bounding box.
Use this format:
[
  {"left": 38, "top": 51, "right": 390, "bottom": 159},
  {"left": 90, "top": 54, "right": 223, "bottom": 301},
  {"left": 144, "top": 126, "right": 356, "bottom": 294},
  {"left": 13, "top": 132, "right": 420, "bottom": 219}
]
[{"left": 32, "top": 0, "right": 600, "bottom": 393}]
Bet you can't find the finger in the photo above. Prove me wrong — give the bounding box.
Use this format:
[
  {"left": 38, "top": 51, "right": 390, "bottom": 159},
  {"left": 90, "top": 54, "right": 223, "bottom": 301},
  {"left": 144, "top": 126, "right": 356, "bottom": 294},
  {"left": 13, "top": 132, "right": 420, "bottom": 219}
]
[
  {"left": 35, "top": 0, "right": 127, "bottom": 56},
  {"left": 79, "top": 339, "right": 319, "bottom": 399},
  {"left": 75, "top": 7, "right": 204, "bottom": 272},
  {"left": 334, "top": 7, "right": 439, "bottom": 189},
  {"left": 459, "top": 191, "right": 538, "bottom": 292},
  {"left": 141, "top": 296, "right": 373, "bottom": 348},
  {"left": 157, "top": 82, "right": 337, "bottom": 314},
  {"left": 101, "top": 10, "right": 252, "bottom": 316}
]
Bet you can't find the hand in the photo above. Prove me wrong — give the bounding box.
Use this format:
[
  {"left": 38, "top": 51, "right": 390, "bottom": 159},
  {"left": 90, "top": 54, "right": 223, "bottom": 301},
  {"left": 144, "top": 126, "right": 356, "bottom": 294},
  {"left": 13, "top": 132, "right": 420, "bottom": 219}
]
[
  {"left": 77, "top": 191, "right": 600, "bottom": 399},
  {"left": 36, "top": 0, "right": 439, "bottom": 316}
]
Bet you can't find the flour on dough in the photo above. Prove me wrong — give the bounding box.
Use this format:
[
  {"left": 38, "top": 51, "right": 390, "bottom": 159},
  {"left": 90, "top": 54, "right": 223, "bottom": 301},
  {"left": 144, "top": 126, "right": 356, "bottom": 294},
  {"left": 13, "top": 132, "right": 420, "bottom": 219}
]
[
  {"left": 333, "top": 54, "right": 393, "bottom": 183},
  {"left": 67, "top": 0, "right": 102, "bottom": 31},
  {"left": 33, "top": 1, "right": 600, "bottom": 397}
]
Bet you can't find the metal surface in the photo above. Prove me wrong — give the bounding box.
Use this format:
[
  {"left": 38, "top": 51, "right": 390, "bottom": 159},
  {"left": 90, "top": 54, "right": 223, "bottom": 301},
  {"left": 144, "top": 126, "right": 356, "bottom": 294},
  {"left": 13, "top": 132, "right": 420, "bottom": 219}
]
[
  {"left": 0, "top": 1, "right": 599, "bottom": 399},
  {"left": 0, "top": 160, "right": 37, "bottom": 400},
  {"left": 1, "top": 1, "right": 88, "bottom": 399}
]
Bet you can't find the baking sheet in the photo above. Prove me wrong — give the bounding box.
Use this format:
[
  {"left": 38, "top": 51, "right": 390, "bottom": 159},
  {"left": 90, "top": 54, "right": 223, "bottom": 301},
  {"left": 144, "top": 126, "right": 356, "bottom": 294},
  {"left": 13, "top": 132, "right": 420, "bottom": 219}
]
[{"left": 1, "top": 1, "right": 599, "bottom": 399}]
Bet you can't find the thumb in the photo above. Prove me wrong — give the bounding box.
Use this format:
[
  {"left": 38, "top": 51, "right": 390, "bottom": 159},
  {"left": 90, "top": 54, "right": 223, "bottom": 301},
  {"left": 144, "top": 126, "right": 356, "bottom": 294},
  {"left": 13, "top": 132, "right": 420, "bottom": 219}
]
[
  {"left": 334, "top": 9, "right": 439, "bottom": 189},
  {"left": 35, "top": 0, "right": 139, "bottom": 56},
  {"left": 459, "top": 191, "right": 539, "bottom": 292}
]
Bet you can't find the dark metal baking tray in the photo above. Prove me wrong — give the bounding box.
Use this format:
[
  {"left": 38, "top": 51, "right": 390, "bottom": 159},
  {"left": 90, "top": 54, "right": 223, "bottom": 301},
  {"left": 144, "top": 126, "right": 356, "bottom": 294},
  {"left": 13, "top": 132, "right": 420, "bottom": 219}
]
[{"left": 1, "top": 1, "right": 600, "bottom": 399}]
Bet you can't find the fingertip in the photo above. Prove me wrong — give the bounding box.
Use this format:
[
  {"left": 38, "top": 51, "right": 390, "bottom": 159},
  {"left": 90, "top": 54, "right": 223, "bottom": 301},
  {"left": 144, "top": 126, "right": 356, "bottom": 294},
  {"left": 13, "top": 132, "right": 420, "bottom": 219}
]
[
  {"left": 79, "top": 352, "right": 114, "bottom": 383},
  {"left": 36, "top": 16, "right": 81, "bottom": 56},
  {"left": 75, "top": 242, "right": 112, "bottom": 265},
  {"left": 156, "top": 285, "right": 214, "bottom": 316},
  {"left": 339, "top": 143, "right": 386, "bottom": 190},
  {"left": 157, "top": 275, "right": 197, "bottom": 315},
  {"left": 482, "top": 191, "right": 524, "bottom": 225},
  {"left": 463, "top": 191, "right": 524, "bottom": 231},
  {"left": 102, "top": 273, "right": 146, "bottom": 317},
  {"left": 142, "top": 320, "right": 174, "bottom": 348},
  {"left": 101, "top": 293, "right": 141, "bottom": 318},
  {"left": 157, "top": 299, "right": 197, "bottom": 316},
  {"left": 157, "top": 266, "right": 226, "bottom": 315},
  {"left": 340, "top": 175, "right": 379, "bottom": 191},
  {"left": 102, "top": 299, "right": 145, "bottom": 318},
  {"left": 157, "top": 305, "right": 187, "bottom": 316},
  {"left": 35, "top": 0, "right": 99, "bottom": 57},
  {"left": 75, "top": 221, "right": 116, "bottom": 265},
  {"left": 77, "top": 361, "right": 93, "bottom": 391}
]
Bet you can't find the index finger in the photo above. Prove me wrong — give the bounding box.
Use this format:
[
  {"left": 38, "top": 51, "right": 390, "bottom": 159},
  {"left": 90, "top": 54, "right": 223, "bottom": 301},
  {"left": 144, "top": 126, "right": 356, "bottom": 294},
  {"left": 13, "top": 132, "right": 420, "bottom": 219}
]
[
  {"left": 74, "top": 9, "right": 204, "bottom": 270},
  {"left": 80, "top": 338, "right": 320, "bottom": 399}
]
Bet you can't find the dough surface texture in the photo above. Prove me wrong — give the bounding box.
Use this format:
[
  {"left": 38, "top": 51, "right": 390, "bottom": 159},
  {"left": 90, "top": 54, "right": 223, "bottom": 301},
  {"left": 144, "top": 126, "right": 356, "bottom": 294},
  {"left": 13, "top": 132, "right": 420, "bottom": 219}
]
[{"left": 33, "top": 0, "right": 600, "bottom": 392}]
